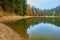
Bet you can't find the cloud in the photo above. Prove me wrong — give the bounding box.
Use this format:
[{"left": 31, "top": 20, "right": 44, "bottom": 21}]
[
  {"left": 27, "top": 0, "right": 39, "bottom": 6},
  {"left": 27, "top": 0, "right": 60, "bottom": 9}
]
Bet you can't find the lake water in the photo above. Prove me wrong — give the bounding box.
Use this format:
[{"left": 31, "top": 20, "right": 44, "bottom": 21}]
[{"left": 3, "top": 17, "right": 60, "bottom": 40}]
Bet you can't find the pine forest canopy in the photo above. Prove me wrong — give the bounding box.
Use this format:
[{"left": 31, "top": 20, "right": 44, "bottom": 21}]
[{"left": 0, "top": 0, "right": 27, "bottom": 15}]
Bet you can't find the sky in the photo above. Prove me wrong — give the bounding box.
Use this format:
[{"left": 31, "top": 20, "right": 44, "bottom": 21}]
[{"left": 27, "top": 0, "right": 60, "bottom": 9}]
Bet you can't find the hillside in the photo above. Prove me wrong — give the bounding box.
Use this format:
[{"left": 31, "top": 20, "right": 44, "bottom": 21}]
[
  {"left": 43, "top": 6, "right": 60, "bottom": 16},
  {"left": 0, "top": 0, "right": 27, "bottom": 16}
]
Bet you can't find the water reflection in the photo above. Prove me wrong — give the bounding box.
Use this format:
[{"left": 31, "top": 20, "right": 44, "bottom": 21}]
[
  {"left": 3, "top": 17, "right": 60, "bottom": 40},
  {"left": 27, "top": 23, "right": 60, "bottom": 40}
]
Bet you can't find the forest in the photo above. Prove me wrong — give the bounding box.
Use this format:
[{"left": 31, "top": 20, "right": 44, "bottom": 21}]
[
  {"left": 27, "top": 5, "right": 60, "bottom": 16},
  {"left": 0, "top": 0, "right": 60, "bottom": 16},
  {"left": 0, "top": 0, "right": 27, "bottom": 16}
]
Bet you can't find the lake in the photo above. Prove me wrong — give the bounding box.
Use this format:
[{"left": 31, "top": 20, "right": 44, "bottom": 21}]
[{"left": 3, "top": 17, "right": 60, "bottom": 40}]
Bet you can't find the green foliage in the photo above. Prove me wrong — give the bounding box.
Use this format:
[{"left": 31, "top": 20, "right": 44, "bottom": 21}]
[
  {"left": 22, "top": 0, "right": 27, "bottom": 15},
  {"left": 31, "top": 6, "right": 60, "bottom": 16},
  {"left": 0, "top": 0, "right": 27, "bottom": 16}
]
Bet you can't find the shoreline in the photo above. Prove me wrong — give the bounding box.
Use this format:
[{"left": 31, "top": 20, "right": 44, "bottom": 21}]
[
  {"left": 0, "top": 16, "right": 60, "bottom": 22},
  {"left": 0, "top": 16, "right": 60, "bottom": 40},
  {"left": 0, "top": 16, "right": 31, "bottom": 22}
]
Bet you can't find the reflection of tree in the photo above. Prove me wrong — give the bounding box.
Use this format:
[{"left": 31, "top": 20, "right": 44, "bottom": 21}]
[
  {"left": 43, "top": 18, "right": 60, "bottom": 27},
  {"left": 52, "top": 17, "right": 56, "bottom": 22},
  {"left": 3, "top": 17, "right": 60, "bottom": 39},
  {"left": 3, "top": 19, "right": 28, "bottom": 40}
]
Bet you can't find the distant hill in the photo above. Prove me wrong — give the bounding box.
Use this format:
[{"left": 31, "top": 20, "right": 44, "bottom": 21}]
[{"left": 43, "top": 6, "right": 60, "bottom": 16}]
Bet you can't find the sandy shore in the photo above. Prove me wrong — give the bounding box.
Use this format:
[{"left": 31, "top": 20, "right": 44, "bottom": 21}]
[{"left": 0, "top": 23, "right": 24, "bottom": 40}]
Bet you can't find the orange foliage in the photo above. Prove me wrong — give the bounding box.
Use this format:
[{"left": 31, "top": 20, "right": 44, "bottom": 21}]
[{"left": 27, "top": 5, "right": 32, "bottom": 15}]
